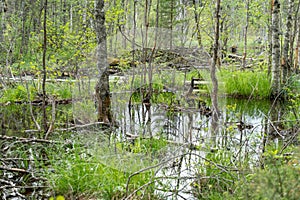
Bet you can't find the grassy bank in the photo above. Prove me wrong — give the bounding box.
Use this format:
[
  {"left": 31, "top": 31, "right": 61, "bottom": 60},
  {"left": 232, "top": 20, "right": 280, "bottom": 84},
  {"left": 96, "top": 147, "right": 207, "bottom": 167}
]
[{"left": 219, "top": 69, "right": 271, "bottom": 99}]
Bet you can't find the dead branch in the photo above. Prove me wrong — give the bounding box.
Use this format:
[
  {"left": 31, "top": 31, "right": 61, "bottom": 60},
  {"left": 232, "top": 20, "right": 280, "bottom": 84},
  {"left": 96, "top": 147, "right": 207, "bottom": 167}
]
[
  {"left": 125, "top": 152, "right": 190, "bottom": 197},
  {"left": 0, "top": 165, "right": 28, "bottom": 173},
  {"left": 0, "top": 135, "right": 61, "bottom": 144},
  {"left": 45, "top": 96, "right": 56, "bottom": 140},
  {"left": 57, "top": 121, "right": 112, "bottom": 131}
]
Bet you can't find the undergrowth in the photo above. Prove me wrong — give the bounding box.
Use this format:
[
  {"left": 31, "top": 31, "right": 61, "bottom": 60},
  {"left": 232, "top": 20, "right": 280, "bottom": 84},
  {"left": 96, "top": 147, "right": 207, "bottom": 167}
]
[
  {"left": 46, "top": 134, "right": 157, "bottom": 199},
  {"left": 0, "top": 81, "right": 73, "bottom": 103}
]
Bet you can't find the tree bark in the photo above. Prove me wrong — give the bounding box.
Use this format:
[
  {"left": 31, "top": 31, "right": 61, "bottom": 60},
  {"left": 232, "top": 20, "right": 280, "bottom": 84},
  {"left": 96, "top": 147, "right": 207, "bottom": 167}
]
[
  {"left": 210, "top": 0, "right": 221, "bottom": 135},
  {"left": 42, "top": 0, "right": 48, "bottom": 133},
  {"left": 295, "top": 2, "right": 300, "bottom": 72},
  {"left": 282, "top": 0, "right": 294, "bottom": 83},
  {"left": 170, "top": 0, "right": 174, "bottom": 49},
  {"left": 0, "top": 0, "right": 6, "bottom": 43},
  {"left": 297, "top": 19, "right": 300, "bottom": 72},
  {"left": 242, "top": 0, "right": 250, "bottom": 69},
  {"left": 267, "top": 0, "right": 273, "bottom": 75},
  {"left": 271, "top": 0, "right": 281, "bottom": 98},
  {"left": 193, "top": 0, "right": 202, "bottom": 47},
  {"left": 94, "top": 0, "right": 112, "bottom": 123}
]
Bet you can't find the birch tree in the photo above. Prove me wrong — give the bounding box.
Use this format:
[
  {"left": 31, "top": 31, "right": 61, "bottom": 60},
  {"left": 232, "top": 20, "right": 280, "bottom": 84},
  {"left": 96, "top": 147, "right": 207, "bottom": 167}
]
[
  {"left": 94, "top": 0, "right": 112, "bottom": 123},
  {"left": 271, "top": 0, "right": 281, "bottom": 98},
  {"left": 282, "top": 0, "right": 294, "bottom": 83}
]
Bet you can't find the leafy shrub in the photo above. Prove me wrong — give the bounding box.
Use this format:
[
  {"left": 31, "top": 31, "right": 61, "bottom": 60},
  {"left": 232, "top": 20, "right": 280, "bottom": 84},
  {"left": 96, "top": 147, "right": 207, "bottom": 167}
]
[{"left": 233, "top": 147, "right": 300, "bottom": 200}]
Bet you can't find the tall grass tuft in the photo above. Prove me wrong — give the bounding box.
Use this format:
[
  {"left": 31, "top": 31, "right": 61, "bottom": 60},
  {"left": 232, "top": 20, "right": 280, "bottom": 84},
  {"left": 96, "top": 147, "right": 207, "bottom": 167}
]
[
  {"left": 46, "top": 140, "right": 155, "bottom": 199},
  {"left": 220, "top": 70, "right": 271, "bottom": 99}
]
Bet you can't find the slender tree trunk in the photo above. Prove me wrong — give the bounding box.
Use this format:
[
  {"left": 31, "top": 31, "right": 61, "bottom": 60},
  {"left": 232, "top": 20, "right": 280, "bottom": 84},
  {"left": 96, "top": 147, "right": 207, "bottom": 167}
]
[
  {"left": 170, "top": 0, "right": 174, "bottom": 49},
  {"left": 155, "top": 0, "right": 160, "bottom": 46},
  {"left": 95, "top": 0, "right": 112, "bottom": 123},
  {"left": 271, "top": 0, "right": 281, "bottom": 98},
  {"left": 42, "top": 0, "right": 48, "bottom": 133},
  {"left": 268, "top": 0, "right": 273, "bottom": 74},
  {"left": 294, "top": 2, "right": 300, "bottom": 72},
  {"left": 193, "top": 0, "right": 202, "bottom": 47},
  {"left": 296, "top": 18, "right": 300, "bottom": 72},
  {"left": 70, "top": 3, "right": 73, "bottom": 32},
  {"left": 290, "top": 0, "right": 299, "bottom": 70},
  {"left": 130, "top": 0, "right": 137, "bottom": 93},
  {"left": 242, "top": 0, "right": 250, "bottom": 69},
  {"left": 211, "top": 0, "right": 221, "bottom": 135},
  {"left": 0, "top": 0, "right": 6, "bottom": 43},
  {"left": 62, "top": 0, "right": 66, "bottom": 25},
  {"left": 282, "top": 0, "right": 294, "bottom": 83}
]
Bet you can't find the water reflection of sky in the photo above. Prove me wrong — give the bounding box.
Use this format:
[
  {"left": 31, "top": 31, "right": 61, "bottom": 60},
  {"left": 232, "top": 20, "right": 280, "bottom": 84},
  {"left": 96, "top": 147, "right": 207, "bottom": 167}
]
[{"left": 111, "top": 92, "right": 273, "bottom": 199}]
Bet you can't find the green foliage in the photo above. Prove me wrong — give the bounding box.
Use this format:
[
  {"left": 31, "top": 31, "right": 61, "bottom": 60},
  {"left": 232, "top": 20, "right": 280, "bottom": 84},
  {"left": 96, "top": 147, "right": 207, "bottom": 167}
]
[
  {"left": 157, "top": 0, "right": 178, "bottom": 28},
  {"left": 1, "top": 84, "right": 36, "bottom": 102},
  {"left": 234, "top": 147, "right": 300, "bottom": 200},
  {"left": 0, "top": 81, "right": 73, "bottom": 103},
  {"left": 47, "top": 138, "right": 155, "bottom": 199},
  {"left": 220, "top": 69, "right": 271, "bottom": 98},
  {"left": 193, "top": 149, "right": 240, "bottom": 199},
  {"left": 282, "top": 75, "right": 300, "bottom": 128},
  {"left": 122, "top": 137, "right": 168, "bottom": 154},
  {"left": 46, "top": 82, "right": 73, "bottom": 99}
]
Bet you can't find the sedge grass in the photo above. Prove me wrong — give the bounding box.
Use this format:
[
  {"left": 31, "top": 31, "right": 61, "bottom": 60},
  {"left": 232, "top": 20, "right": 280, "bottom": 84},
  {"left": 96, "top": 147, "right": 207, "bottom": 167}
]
[
  {"left": 220, "top": 70, "right": 271, "bottom": 99},
  {"left": 46, "top": 138, "right": 156, "bottom": 199}
]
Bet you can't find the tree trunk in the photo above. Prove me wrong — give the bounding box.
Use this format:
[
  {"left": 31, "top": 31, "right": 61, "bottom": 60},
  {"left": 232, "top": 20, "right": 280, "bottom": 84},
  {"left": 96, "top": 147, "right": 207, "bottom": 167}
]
[
  {"left": 267, "top": 0, "right": 273, "bottom": 75},
  {"left": 295, "top": 2, "right": 300, "bottom": 72},
  {"left": 296, "top": 20, "right": 300, "bottom": 72},
  {"left": 282, "top": 0, "right": 294, "bottom": 83},
  {"left": 42, "top": 0, "right": 48, "bottom": 133},
  {"left": 94, "top": 0, "right": 112, "bottom": 123},
  {"left": 210, "top": 0, "right": 221, "bottom": 135},
  {"left": 170, "top": 0, "right": 174, "bottom": 49},
  {"left": 242, "top": 0, "right": 250, "bottom": 69},
  {"left": 271, "top": 0, "right": 281, "bottom": 98},
  {"left": 0, "top": 0, "right": 6, "bottom": 43},
  {"left": 193, "top": 0, "right": 202, "bottom": 47}
]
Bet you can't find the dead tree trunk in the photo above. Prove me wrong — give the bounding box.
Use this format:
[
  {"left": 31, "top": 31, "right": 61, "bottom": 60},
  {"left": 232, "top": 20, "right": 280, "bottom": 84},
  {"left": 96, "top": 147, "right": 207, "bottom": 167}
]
[{"left": 94, "top": 0, "right": 112, "bottom": 123}]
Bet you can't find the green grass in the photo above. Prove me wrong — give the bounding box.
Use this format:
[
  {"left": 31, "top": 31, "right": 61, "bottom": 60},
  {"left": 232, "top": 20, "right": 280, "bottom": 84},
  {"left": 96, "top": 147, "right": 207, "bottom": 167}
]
[
  {"left": 0, "top": 81, "right": 73, "bottom": 103},
  {"left": 220, "top": 69, "right": 271, "bottom": 99},
  {"left": 1, "top": 84, "right": 37, "bottom": 102},
  {"left": 46, "top": 138, "right": 157, "bottom": 199}
]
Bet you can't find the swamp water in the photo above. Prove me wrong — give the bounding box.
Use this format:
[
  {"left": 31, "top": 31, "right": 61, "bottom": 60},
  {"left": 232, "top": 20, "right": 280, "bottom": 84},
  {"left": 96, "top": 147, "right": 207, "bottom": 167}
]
[{"left": 1, "top": 88, "right": 289, "bottom": 199}]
